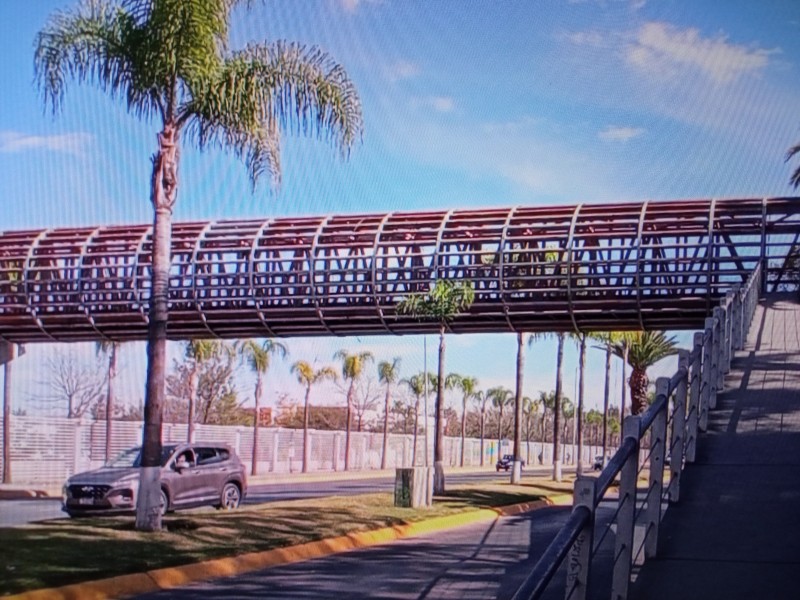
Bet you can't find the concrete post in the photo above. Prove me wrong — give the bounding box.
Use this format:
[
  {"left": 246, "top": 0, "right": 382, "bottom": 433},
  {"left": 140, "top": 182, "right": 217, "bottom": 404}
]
[
  {"left": 670, "top": 352, "right": 688, "bottom": 501},
  {"left": 700, "top": 320, "right": 714, "bottom": 432},
  {"left": 686, "top": 333, "right": 702, "bottom": 464},
  {"left": 612, "top": 416, "right": 640, "bottom": 600},
  {"left": 566, "top": 477, "right": 596, "bottom": 600},
  {"left": 645, "top": 378, "right": 669, "bottom": 560},
  {"left": 711, "top": 306, "right": 723, "bottom": 408}
]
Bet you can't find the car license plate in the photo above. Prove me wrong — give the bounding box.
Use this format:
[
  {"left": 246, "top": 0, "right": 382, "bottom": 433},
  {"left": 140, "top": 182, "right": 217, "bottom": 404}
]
[{"left": 78, "top": 498, "right": 94, "bottom": 505}]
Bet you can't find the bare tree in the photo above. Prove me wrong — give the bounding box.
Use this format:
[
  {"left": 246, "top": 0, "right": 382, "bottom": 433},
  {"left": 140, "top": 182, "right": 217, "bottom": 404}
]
[{"left": 41, "top": 350, "right": 105, "bottom": 418}]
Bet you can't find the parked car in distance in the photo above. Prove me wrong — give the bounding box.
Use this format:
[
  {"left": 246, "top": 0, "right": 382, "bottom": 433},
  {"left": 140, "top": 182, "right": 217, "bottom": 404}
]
[
  {"left": 62, "top": 443, "right": 247, "bottom": 518},
  {"left": 593, "top": 455, "right": 608, "bottom": 471},
  {"left": 496, "top": 454, "right": 524, "bottom": 472}
]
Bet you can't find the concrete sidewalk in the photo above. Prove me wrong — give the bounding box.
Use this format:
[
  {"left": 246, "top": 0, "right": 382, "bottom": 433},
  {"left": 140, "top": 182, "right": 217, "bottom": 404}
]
[{"left": 630, "top": 295, "right": 800, "bottom": 600}]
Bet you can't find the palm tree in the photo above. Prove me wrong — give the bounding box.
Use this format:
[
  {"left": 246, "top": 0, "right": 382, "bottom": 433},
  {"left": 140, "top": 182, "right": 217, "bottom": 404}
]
[
  {"left": 561, "top": 397, "right": 575, "bottom": 461},
  {"left": 95, "top": 341, "right": 120, "bottom": 463},
  {"left": 786, "top": 142, "right": 800, "bottom": 188},
  {"left": 589, "top": 332, "right": 625, "bottom": 458},
  {"left": 473, "top": 390, "right": 490, "bottom": 466},
  {"left": 239, "top": 339, "right": 288, "bottom": 476},
  {"left": 610, "top": 331, "right": 679, "bottom": 415},
  {"left": 377, "top": 358, "right": 401, "bottom": 470},
  {"left": 522, "top": 396, "right": 539, "bottom": 465},
  {"left": 184, "top": 340, "right": 222, "bottom": 443},
  {"left": 396, "top": 279, "right": 475, "bottom": 494},
  {"left": 291, "top": 361, "right": 337, "bottom": 473},
  {"left": 454, "top": 375, "right": 478, "bottom": 467},
  {"left": 569, "top": 333, "right": 587, "bottom": 475},
  {"left": 488, "top": 386, "right": 513, "bottom": 453},
  {"left": 35, "top": 0, "right": 362, "bottom": 531},
  {"left": 511, "top": 332, "right": 526, "bottom": 482},
  {"left": 529, "top": 333, "right": 567, "bottom": 481},
  {"left": 538, "top": 390, "right": 555, "bottom": 442},
  {"left": 334, "top": 350, "right": 374, "bottom": 471},
  {"left": 401, "top": 373, "right": 428, "bottom": 466}
]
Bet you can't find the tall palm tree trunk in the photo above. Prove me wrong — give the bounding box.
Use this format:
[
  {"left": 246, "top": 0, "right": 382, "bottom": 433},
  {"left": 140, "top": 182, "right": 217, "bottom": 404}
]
[
  {"left": 251, "top": 377, "right": 262, "bottom": 476},
  {"left": 460, "top": 396, "right": 467, "bottom": 467},
  {"left": 187, "top": 365, "right": 197, "bottom": 444},
  {"left": 576, "top": 334, "right": 586, "bottom": 475},
  {"left": 433, "top": 328, "right": 446, "bottom": 494},
  {"left": 412, "top": 397, "right": 419, "bottom": 466},
  {"left": 381, "top": 386, "right": 391, "bottom": 470},
  {"left": 344, "top": 381, "right": 354, "bottom": 470},
  {"left": 602, "top": 346, "right": 611, "bottom": 458},
  {"left": 552, "top": 333, "right": 565, "bottom": 482},
  {"left": 137, "top": 127, "right": 178, "bottom": 531},
  {"left": 479, "top": 410, "right": 485, "bottom": 466},
  {"left": 104, "top": 344, "right": 117, "bottom": 463},
  {"left": 302, "top": 385, "right": 311, "bottom": 473},
  {"left": 620, "top": 345, "right": 629, "bottom": 421},
  {"left": 512, "top": 332, "right": 524, "bottom": 483}
]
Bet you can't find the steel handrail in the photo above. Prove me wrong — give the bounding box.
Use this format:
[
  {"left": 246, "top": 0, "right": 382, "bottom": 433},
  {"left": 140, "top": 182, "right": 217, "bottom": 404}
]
[{"left": 513, "top": 262, "right": 762, "bottom": 600}]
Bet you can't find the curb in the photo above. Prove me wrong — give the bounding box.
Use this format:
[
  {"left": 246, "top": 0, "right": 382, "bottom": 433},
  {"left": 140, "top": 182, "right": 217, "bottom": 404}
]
[{"left": 4, "top": 494, "right": 573, "bottom": 600}]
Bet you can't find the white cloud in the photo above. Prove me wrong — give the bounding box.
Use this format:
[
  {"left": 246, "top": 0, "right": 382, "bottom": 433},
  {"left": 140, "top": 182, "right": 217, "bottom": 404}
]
[
  {"left": 430, "top": 96, "right": 455, "bottom": 113},
  {"left": 0, "top": 131, "right": 92, "bottom": 156},
  {"left": 598, "top": 126, "right": 645, "bottom": 142},
  {"left": 339, "top": 0, "right": 382, "bottom": 13},
  {"left": 410, "top": 96, "right": 455, "bottom": 113},
  {"left": 564, "top": 30, "right": 607, "bottom": 48},
  {"left": 626, "top": 22, "right": 776, "bottom": 85},
  {"left": 388, "top": 60, "right": 420, "bottom": 81}
]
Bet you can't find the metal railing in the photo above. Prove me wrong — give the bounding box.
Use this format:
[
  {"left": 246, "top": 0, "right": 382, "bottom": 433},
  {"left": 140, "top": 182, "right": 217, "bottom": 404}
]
[{"left": 511, "top": 263, "right": 762, "bottom": 600}]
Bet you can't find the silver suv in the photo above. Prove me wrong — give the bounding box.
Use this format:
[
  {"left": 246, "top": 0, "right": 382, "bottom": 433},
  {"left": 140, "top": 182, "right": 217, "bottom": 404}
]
[{"left": 62, "top": 443, "right": 247, "bottom": 518}]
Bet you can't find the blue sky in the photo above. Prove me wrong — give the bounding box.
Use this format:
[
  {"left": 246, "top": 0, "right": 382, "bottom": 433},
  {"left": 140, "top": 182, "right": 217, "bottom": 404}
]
[{"left": 2, "top": 0, "right": 799, "bottom": 417}]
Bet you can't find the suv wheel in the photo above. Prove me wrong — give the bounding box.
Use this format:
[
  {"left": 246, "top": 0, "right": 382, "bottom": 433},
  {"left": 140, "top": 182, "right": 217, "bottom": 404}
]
[
  {"left": 159, "top": 489, "right": 169, "bottom": 516},
  {"left": 219, "top": 482, "right": 241, "bottom": 510}
]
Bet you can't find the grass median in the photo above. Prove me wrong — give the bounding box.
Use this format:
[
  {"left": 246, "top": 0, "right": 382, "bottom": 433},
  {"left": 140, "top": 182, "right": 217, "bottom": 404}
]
[{"left": 1, "top": 478, "right": 573, "bottom": 596}]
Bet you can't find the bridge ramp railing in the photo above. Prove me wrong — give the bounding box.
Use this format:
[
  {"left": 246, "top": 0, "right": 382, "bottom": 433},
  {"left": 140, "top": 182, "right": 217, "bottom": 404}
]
[{"left": 511, "top": 263, "right": 762, "bottom": 600}]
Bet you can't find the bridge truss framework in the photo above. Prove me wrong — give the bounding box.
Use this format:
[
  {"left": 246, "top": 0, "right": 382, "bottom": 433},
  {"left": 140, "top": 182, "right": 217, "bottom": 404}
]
[{"left": 1, "top": 197, "right": 799, "bottom": 343}]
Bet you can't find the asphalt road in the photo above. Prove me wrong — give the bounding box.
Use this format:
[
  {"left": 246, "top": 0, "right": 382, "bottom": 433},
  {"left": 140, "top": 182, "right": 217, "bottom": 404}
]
[
  {"left": 132, "top": 500, "right": 617, "bottom": 600},
  {"left": 0, "top": 467, "right": 557, "bottom": 528}
]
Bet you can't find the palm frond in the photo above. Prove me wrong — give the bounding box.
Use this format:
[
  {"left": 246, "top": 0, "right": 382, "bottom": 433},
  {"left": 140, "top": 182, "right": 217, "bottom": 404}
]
[
  {"left": 182, "top": 39, "right": 363, "bottom": 189},
  {"left": 35, "top": 0, "right": 154, "bottom": 115},
  {"left": 785, "top": 143, "right": 800, "bottom": 189}
]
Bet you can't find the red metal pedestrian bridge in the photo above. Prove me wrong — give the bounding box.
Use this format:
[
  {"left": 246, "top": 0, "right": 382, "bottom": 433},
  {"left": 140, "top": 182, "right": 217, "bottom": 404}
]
[{"left": 1, "top": 197, "right": 799, "bottom": 343}]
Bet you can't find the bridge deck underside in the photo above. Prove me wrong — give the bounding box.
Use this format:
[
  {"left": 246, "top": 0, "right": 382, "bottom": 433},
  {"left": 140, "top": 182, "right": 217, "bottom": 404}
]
[{"left": 1, "top": 197, "right": 799, "bottom": 342}]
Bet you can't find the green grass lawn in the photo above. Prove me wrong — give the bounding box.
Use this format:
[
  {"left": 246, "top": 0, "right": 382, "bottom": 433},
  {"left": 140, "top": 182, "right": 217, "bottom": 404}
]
[{"left": 1, "top": 480, "right": 572, "bottom": 596}]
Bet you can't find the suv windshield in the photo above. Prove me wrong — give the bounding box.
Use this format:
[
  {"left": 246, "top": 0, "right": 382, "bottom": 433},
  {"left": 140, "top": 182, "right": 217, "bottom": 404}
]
[{"left": 106, "top": 445, "right": 177, "bottom": 468}]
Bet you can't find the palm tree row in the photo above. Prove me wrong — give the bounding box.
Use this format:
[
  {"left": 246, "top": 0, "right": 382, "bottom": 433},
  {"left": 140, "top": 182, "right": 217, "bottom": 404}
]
[{"left": 96, "top": 327, "right": 678, "bottom": 494}]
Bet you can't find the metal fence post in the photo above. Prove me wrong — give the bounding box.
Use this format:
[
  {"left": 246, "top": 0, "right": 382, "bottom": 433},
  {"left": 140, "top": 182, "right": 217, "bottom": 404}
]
[
  {"left": 644, "top": 379, "right": 668, "bottom": 560},
  {"left": 700, "top": 320, "right": 713, "bottom": 432},
  {"left": 685, "top": 332, "right": 703, "bottom": 463},
  {"left": 670, "top": 352, "right": 688, "bottom": 501},
  {"left": 566, "top": 477, "right": 596, "bottom": 600},
  {"left": 612, "top": 416, "right": 640, "bottom": 600}
]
